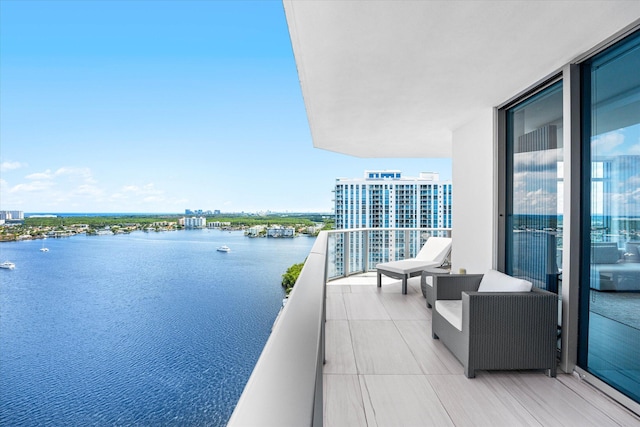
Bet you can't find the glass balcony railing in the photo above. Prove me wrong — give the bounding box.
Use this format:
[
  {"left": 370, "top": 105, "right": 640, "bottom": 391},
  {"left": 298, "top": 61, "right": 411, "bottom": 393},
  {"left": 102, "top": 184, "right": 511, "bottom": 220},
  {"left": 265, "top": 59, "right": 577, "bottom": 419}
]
[
  {"left": 228, "top": 227, "right": 451, "bottom": 426},
  {"left": 327, "top": 227, "right": 451, "bottom": 280}
]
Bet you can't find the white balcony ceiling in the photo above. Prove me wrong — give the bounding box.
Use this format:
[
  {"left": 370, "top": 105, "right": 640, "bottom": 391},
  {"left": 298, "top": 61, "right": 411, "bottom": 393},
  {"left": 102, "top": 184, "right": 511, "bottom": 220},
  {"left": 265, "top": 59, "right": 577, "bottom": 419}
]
[{"left": 283, "top": 1, "right": 640, "bottom": 158}]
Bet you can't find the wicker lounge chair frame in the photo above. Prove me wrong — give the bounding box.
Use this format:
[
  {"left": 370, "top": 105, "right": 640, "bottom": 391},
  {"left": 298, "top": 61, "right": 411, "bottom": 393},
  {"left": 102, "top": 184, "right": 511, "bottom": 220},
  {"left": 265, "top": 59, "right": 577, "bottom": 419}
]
[{"left": 431, "top": 274, "right": 558, "bottom": 378}]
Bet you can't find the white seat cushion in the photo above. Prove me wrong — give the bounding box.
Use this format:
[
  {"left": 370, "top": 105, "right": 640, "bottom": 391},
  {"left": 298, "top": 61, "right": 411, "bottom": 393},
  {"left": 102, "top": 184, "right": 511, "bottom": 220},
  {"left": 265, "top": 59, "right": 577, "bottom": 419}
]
[
  {"left": 376, "top": 259, "right": 439, "bottom": 274},
  {"left": 435, "top": 300, "right": 462, "bottom": 331},
  {"left": 477, "top": 269, "right": 532, "bottom": 293}
]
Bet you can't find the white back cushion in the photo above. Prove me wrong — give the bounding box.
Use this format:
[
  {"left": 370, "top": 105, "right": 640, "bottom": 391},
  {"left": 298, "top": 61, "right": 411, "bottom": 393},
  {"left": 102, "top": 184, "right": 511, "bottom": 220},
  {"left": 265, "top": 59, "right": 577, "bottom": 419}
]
[
  {"left": 416, "top": 237, "right": 452, "bottom": 263},
  {"left": 477, "top": 269, "right": 532, "bottom": 292}
]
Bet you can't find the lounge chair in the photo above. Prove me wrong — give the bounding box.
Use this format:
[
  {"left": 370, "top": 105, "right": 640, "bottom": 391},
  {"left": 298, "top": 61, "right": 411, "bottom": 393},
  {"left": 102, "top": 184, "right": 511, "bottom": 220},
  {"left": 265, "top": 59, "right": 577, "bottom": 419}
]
[
  {"left": 376, "top": 236, "right": 451, "bottom": 294},
  {"left": 431, "top": 270, "right": 558, "bottom": 378}
]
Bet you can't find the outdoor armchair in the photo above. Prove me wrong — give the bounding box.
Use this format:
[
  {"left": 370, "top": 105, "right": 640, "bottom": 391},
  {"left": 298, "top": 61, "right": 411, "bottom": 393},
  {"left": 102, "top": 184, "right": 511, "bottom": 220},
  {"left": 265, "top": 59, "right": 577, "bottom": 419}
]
[
  {"left": 431, "top": 270, "right": 558, "bottom": 378},
  {"left": 421, "top": 268, "right": 451, "bottom": 309},
  {"left": 376, "top": 236, "right": 451, "bottom": 294}
]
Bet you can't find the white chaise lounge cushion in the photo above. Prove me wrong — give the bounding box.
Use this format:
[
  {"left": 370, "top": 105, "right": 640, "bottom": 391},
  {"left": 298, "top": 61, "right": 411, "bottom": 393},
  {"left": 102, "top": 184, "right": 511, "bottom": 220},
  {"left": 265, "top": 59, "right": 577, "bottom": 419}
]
[
  {"left": 477, "top": 269, "right": 533, "bottom": 293},
  {"left": 416, "top": 237, "right": 452, "bottom": 263},
  {"left": 435, "top": 300, "right": 462, "bottom": 331},
  {"left": 376, "top": 237, "right": 452, "bottom": 274}
]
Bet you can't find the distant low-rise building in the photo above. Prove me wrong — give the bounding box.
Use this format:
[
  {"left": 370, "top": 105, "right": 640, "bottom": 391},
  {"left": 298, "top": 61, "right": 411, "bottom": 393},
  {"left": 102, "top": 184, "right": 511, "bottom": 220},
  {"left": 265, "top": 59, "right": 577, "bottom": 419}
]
[
  {"left": 267, "top": 225, "right": 295, "bottom": 238},
  {"left": 183, "top": 216, "right": 206, "bottom": 228},
  {"left": 246, "top": 225, "right": 266, "bottom": 237}
]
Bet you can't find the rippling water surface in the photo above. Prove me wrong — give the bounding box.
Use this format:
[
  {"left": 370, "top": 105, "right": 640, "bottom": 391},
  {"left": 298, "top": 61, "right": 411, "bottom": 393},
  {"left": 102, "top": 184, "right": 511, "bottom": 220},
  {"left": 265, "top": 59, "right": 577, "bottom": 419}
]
[{"left": 0, "top": 230, "right": 315, "bottom": 426}]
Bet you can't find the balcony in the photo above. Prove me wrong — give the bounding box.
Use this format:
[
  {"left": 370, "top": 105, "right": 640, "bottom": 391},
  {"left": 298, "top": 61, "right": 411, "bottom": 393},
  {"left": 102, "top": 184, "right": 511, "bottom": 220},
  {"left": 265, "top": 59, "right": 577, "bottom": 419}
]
[{"left": 229, "top": 229, "right": 640, "bottom": 426}]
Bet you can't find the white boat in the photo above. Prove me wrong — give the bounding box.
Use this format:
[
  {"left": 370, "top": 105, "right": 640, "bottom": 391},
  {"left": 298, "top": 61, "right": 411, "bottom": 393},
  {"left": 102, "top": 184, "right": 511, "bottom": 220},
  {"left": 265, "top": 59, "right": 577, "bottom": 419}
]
[
  {"left": 217, "top": 245, "right": 231, "bottom": 253},
  {"left": 0, "top": 261, "right": 16, "bottom": 269},
  {"left": 39, "top": 247, "right": 49, "bottom": 252}
]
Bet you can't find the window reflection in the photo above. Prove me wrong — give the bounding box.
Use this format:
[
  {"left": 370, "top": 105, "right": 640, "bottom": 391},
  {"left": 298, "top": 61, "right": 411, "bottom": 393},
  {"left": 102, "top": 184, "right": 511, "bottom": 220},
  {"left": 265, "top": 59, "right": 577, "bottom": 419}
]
[
  {"left": 506, "top": 81, "right": 563, "bottom": 293},
  {"left": 584, "top": 31, "right": 640, "bottom": 403}
]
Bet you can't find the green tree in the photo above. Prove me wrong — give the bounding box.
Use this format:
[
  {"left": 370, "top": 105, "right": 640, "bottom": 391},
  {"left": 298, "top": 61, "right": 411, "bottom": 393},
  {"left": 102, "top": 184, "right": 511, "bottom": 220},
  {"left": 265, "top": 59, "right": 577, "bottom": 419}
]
[{"left": 281, "top": 262, "right": 305, "bottom": 292}]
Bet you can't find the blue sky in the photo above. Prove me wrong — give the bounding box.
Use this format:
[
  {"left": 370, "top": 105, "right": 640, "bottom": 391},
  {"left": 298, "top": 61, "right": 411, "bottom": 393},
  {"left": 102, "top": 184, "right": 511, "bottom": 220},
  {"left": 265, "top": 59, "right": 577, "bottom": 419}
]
[{"left": 0, "top": 0, "right": 451, "bottom": 214}]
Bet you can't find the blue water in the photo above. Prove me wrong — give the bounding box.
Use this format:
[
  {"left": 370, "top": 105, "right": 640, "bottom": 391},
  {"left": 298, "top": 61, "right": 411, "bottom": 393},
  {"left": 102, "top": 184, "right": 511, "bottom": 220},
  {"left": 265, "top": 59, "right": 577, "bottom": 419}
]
[{"left": 0, "top": 230, "right": 315, "bottom": 426}]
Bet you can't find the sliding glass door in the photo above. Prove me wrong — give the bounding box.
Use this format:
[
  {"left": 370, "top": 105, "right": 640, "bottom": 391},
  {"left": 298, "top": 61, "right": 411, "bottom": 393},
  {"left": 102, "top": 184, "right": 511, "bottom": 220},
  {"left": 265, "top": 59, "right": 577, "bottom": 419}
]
[
  {"left": 580, "top": 30, "right": 640, "bottom": 402},
  {"left": 505, "top": 81, "right": 563, "bottom": 293}
]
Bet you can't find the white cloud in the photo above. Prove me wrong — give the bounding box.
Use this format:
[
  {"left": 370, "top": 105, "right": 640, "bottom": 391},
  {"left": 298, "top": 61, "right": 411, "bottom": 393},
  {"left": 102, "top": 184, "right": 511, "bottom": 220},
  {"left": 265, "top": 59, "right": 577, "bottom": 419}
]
[
  {"left": 121, "top": 183, "right": 163, "bottom": 196},
  {"left": 513, "top": 187, "right": 558, "bottom": 215},
  {"left": 143, "top": 196, "right": 164, "bottom": 203},
  {"left": 0, "top": 161, "right": 28, "bottom": 172},
  {"left": 2, "top": 166, "right": 189, "bottom": 212},
  {"left": 592, "top": 131, "right": 625, "bottom": 154},
  {"left": 26, "top": 170, "right": 54, "bottom": 180},
  {"left": 10, "top": 180, "right": 54, "bottom": 193},
  {"left": 74, "top": 184, "right": 104, "bottom": 197},
  {"left": 55, "top": 167, "right": 96, "bottom": 184}
]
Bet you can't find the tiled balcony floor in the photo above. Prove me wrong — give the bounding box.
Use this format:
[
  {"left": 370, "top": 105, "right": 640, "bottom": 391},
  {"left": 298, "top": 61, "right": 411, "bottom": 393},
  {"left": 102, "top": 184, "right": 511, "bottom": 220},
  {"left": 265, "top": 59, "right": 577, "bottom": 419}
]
[{"left": 324, "top": 273, "right": 640, "bottom": 426}]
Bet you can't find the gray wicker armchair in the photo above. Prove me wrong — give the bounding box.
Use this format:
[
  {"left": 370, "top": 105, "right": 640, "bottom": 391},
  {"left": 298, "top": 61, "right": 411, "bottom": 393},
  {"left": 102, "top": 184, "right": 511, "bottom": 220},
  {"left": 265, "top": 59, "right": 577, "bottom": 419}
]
[{"left": 431, "top": 272, "right": 558, "bottom": 378}]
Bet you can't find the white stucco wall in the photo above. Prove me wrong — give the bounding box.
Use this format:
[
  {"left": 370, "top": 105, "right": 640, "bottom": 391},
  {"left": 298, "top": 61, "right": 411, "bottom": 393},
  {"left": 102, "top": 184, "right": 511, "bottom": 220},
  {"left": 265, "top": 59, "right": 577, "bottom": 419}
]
[{"left": 451, "top": 109, "right": 495, "bottom": 274}]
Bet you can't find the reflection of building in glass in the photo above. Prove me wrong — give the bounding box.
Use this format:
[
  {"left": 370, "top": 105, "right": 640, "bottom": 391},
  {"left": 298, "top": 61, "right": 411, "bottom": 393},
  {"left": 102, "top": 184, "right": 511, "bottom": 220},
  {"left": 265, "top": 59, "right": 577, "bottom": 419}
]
[
  {"left": 591, "top": 155, "right": 640, "bottom": 243},
  {"left": 507, "top": 91, "right": 564, "bottom": 292}
]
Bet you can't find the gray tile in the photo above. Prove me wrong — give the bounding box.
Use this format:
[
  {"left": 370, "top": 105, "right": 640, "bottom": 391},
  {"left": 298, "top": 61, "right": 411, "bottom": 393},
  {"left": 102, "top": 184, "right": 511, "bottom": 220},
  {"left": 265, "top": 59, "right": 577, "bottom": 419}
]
[
  {"left": 395, "top": 320, "right": 463, "bottom": 374},
  {"left": 360, "top": 375, "right": 454, "bottom": 426},
  {"left": 350, "top": 320, "right": 421, "bottom": 374},
  {"left": 324, "top": 320, "right": 357, "bottom": 374},
  {"left": 324, "top": 374, "right": 367, "bottom": 427},
  {"left": 323, "top": 274, "right": 638, "bottom": 426},
  {"left": 556, "top": 374, "right": 640, "bottom": 426},
  {"left": 380, "top": 292, "right": 429, "bottom": 320},
  {"left": 343, "top": 293, "right": 391, "bottom": 320},
  {"left": 326, "top": 292, "right": 347, "bottom": 320},
  {"left": 327, "top": 284, "right": 350, "bottom": 293},
  {"left": 428, "top": 373, "right": 542, "bottom": 426},
  {"left": 493, "top": 373, "right": 621, "bottom": 426},
  {"left": 348, "top": 284, "right": 380, "bottom": 293}
]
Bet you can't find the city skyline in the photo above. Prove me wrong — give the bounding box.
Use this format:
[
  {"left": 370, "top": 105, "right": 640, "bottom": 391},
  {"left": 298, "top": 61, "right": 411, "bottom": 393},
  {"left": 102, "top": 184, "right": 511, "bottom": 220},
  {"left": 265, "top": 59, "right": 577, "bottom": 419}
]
[{"left": 0, "top": 0, "right": 451, "bottom": 214}]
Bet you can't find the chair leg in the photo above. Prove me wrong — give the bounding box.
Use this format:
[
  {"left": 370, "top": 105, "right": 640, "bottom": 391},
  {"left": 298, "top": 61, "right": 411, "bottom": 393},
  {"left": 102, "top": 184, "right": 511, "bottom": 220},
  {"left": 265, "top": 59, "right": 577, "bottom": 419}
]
[
  {"left": 402, "top": 275, "right": 407, "bottom": 294},
  {"left": 464, "top": 366, "right": 476, "bottom": 378},
  {"left": 432, "top": 332, "right": 439, "bottom": 339},
  {"left": 377, "top": 271, "right": 382, "bottom": 288}
]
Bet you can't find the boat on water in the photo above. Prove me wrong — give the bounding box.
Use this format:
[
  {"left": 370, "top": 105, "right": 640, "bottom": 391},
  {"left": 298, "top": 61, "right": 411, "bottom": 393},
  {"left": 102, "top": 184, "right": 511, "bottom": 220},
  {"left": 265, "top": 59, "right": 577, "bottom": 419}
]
[
  {"left": 217, "top": 245, "right": 231, "bottom": 253},
  {"left": 39, "top": 247, "right": 49, "bottom": 252},
  {"left": 0, "top": 261, "right": 16, "bottom": 269}
]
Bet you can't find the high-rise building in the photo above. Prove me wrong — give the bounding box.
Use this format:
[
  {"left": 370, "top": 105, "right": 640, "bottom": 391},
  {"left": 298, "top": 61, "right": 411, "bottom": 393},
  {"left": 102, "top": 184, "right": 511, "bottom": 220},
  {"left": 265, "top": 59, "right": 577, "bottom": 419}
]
[
  {"left": 0, "top": 211, "right": 24, "bottom": 221},
  {"left": 334, "top": 170, "right": 451, "bottom": 230},
  {"left": 333, "top": 170, "right": 452, "bottom": 270}
]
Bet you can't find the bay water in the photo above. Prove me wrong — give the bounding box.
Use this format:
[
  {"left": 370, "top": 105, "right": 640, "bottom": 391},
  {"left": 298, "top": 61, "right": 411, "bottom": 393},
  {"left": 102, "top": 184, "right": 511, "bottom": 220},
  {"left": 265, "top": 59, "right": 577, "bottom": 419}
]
[{"left": 0, "top": 230, "right": 315, "bottom": 426}]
